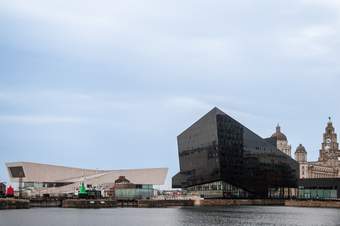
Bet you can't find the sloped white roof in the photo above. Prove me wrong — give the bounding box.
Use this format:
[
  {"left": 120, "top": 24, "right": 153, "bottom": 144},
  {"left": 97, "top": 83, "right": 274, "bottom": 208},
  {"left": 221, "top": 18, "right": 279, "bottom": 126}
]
[{"left": 6, "top": 162, "right": 168, "bottom": 185}]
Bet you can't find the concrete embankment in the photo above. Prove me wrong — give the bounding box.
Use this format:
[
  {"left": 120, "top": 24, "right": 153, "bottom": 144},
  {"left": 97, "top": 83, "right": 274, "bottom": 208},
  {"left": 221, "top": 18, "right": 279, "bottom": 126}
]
[
  {"left": 136, "top": 199, "right": 340, "bottom": 209},
  {"left": 194, "top": 199, "right": 340, "bottom": 209},
  {"left": 137, "top": 199, "right": 194, "bottom": 208},
  {"left": 0, "top": 198, "right": 30, "bottom": 210},
  {"left": 194, "top": 199, "right": 285, "bottom": 206},
  {"left": 62, "top": 199, "right": 117, "bottom": 208},
  {"left": 285, "top": 200, "right": 340, "bottom": 208},
  {"left": 3, "top": 198, "right": 340, "bottom": 209},
  {"left": 29, "top": 198, "right": 62, "bottom": 208},
  {"left": 138, "top": 199, "right": 283, "bottom": 208}
]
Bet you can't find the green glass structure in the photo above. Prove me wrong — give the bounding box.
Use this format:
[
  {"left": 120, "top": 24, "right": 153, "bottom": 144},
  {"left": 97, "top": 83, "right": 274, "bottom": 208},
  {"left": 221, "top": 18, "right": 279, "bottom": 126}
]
[
  {"left": 115, "top": 185, "right": 154, "bottom": 200},
  {"left": 298, "top": 188, "right": 337, "bottom": 200},
  {"left": 78, "top": 182, "right": 88, "bottom": 198},
  {"left": 298, "top": 178, "right": 340, "bottom": 200}
]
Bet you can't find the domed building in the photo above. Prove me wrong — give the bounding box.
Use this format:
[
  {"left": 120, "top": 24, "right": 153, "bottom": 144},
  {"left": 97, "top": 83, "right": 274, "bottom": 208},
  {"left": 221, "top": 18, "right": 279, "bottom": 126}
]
[
  {"left": 295, "top": 144, "right": 308, "bottom": 178},
  {"left": 271, "top": 124, "right": 288, "bottom": 141},
  {"left": 295, "top": 144, "right": 307, "bottom": 163},
  {"left": 266, "top": 124, "right": 292, "bottom": 157},
  {"left": 295, "top": 118, "right": 340, "bottom": 179}
]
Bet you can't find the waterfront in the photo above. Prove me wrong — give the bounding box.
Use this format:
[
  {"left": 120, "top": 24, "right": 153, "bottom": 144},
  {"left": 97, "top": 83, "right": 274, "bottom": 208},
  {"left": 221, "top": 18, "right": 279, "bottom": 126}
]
[{"left": 1, "top": 206, "right": 340, "bottom": 226}]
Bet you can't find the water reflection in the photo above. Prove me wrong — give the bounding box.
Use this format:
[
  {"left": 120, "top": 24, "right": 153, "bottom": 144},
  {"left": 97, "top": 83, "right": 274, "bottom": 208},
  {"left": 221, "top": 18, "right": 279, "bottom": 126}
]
[{"left": 1, "top": 206, "right": 340, "bottom": 226}]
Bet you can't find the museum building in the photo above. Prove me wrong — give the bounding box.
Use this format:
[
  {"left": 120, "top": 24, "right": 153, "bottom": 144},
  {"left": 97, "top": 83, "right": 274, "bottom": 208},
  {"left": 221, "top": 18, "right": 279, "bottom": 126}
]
[
  {"left": 172, "top": 107, "right": 299, "bottom": 199},
  {"left": 6, "top": 162, "right": 168, "bottom": 198}
]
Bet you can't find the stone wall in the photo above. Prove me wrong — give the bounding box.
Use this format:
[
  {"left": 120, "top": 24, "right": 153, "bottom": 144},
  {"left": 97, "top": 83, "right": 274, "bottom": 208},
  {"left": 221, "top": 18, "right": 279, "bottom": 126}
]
[
  {"left": 137, "top": 200, "right": 194, "bottom": 208},
  {"left": 194, "top": 199, "right": 285, "bottom": 206},
  {"left": 195, "top": 199, "right": 340, "bottom": 208},
  {"left": 62, "top": 199, "right": 117, "bottom": 208},
  {"left": 3, "top": 198, "right": 340, "bottom": 209},
  {"left": 29, "top": 199, "right": 62, "bottom": 208},
  {"left": 285, "top": 200, "right": 340, "bottom": 208},
  {"left": 0, "top": 198, "right": 30, "bottom": 210}
]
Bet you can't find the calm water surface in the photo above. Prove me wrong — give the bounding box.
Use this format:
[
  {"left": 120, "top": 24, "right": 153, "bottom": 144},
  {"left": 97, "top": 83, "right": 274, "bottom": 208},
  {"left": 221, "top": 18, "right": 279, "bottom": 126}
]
[{"left": 1, "top": 206, "right": 340, "bottom": 226}]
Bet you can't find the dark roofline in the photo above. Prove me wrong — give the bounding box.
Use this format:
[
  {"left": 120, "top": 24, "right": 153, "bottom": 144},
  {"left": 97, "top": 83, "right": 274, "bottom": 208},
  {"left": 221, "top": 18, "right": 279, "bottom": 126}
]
[{"left": 177, "top": 107, "right": 277, "bottom": 147}]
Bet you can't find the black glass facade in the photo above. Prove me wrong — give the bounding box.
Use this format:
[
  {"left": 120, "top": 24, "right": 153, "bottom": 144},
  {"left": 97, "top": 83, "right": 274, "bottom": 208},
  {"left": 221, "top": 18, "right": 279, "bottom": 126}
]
[{"left": 172, "top": 107, "right": 299, "bottom": 198}]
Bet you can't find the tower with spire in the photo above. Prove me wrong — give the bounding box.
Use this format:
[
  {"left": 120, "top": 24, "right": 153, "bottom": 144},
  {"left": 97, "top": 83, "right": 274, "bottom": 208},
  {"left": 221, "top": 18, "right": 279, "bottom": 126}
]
[
  {"left": 293, "top": 117, "right": 340, "bottom": 179},
  {"left": 318, "top": 117, "right": 340, "bottom": 162}
]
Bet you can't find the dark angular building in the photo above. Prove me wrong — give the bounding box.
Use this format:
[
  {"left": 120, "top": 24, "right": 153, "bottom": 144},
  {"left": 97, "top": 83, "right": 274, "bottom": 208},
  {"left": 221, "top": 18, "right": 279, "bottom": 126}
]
[{"left": 172, "top": 107, "right": 299, "bottom": 198}]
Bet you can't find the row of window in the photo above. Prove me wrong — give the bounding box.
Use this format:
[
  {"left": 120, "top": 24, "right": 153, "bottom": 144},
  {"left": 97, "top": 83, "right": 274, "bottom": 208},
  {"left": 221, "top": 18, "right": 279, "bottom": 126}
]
[{"left": 187, "top": 180, "right": 250, "bottom": 198}]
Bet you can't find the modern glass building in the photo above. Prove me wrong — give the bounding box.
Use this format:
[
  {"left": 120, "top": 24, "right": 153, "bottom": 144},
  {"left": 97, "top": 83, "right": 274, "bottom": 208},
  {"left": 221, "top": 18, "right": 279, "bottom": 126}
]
[
  {"left": 115, "top": 184, "right": 154, "bottom": 200},
  {"left": 298, "top": 178, "right": 340, "bottom": 200},
  {"left": 172, "top": 107, "right": 299, "bottom": 198},
  {"left": 113, "top": 176, "right": 155, "bottom": 200}
]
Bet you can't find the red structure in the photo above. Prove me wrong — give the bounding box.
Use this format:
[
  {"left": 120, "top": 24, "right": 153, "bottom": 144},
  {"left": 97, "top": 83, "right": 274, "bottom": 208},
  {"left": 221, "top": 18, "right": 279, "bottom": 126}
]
[{"left": 6, "top": 185, "right": 14, "bottom": 197}]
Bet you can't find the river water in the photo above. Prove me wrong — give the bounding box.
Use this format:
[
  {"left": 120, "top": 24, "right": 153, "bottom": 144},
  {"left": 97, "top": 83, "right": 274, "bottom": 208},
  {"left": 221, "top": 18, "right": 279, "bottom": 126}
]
[{"left": 1, "top": 206, "right": 340, "bottom": 226}]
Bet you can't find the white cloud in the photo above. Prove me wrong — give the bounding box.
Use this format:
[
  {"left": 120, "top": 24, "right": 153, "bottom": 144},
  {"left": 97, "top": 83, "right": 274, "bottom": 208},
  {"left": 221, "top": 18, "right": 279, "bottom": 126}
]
[
  {"left": 301, "top": 0, "right": 340, "bottom": 9},
  {"left": 301, "top": 25, "right": 337, "bottom": 39},
  {"left": 162, "top": 96, "right": 211, "bottom": 111},
  {"left": 0, "top": 115, "right": 86, "bottom": 125},
  {"left": 278, "top": 24, "right": 338, "bottom": 58}
]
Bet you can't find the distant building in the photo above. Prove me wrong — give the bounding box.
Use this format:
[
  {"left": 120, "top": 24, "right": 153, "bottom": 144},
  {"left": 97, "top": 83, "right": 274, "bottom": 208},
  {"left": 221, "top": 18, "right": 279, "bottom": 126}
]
[
  {"left": 295, "top": 144, "right": 309, "bottom": 179},
  {"left": 113, "top": 176, "right": 155, "bottom": 200},
  {"left": 266, "top": 124, "right": 292, "bottom": 157},
  {"left": 295, "top": 118, "right": 340, "bottom": 179},
  {"left": 5, "top": 162, "right": 168, "bottom": 197},
  {"left": 319, "top": 118, "right": 340, "bottom": 162},
  {"left": 298, "top": 178, "right": 340, "bottom": 200},
  {"left": 172, "top": 107, "right": 299, "bottom": 199}
]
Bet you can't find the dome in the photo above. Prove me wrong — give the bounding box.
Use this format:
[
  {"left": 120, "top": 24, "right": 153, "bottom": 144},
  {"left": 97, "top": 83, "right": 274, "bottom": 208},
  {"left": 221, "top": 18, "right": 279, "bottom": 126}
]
[
  {"left": 295, "top": 144, "right": 307, "bottom": 154},
  {"left": 271, "top": 125, "right": 287, "bottom": 141}
]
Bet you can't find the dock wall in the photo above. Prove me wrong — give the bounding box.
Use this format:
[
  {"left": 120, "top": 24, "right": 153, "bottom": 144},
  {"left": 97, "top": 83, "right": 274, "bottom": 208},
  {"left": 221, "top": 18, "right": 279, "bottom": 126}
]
[
  {"left": 137, "top": 199, "right": 194, "bottom": 208},
  {"left": 3, "top": 198, "right": 340, "bottom": 209},
  {"left": 62, "top": 199, "right": 117, "bottom": 208},
  {"left": 285, "top": 200, "right": 340, "bottom": 208},
  {"left": 194, "top": 199, "right": 285, "bottom": 206},
  {"left": 0, "top": 198, "right": 30, "bottom": 210},
  {"left": 29, "top": 198, "right": 62, "bottom": 208}
]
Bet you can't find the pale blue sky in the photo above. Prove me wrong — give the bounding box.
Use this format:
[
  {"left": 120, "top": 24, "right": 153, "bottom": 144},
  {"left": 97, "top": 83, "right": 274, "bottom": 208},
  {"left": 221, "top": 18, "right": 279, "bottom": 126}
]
[{"left": 1, "top": 0, "right": 340, "bottom": 188}]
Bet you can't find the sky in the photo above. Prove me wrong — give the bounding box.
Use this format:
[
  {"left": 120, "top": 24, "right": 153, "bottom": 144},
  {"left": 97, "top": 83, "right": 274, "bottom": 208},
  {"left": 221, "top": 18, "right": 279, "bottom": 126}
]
[{"left": 0, "top": 0, "right": 340, "bottom": 188}]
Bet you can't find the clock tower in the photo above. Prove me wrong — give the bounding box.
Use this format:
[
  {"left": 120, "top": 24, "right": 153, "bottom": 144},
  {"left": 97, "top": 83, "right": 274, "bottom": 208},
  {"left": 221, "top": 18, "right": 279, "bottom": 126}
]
[{"left": 318, "top": 117, "right": 340, "bottom": 162}]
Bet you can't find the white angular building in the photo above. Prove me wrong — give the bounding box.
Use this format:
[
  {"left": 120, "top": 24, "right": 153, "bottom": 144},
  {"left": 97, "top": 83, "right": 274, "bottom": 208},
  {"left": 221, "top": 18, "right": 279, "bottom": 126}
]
[{"left": 6, "top": 162, "right": 168, "bottom": 197}]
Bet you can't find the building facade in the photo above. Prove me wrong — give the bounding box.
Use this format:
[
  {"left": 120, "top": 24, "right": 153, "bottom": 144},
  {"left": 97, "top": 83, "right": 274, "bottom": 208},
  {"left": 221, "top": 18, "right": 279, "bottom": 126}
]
[
  {"left": 295, "top": 118, "right": 340, "bottom": 179},
  {"left": 6, "top": 162, "right": 168, "bottom": 197},
  {"left": 172, "top": 107, "right": 299, "bottom": 199},
  {"left": 267, "top": 125, "right": 292, "bottom": 157},
  {"left": 295, "top": 144, "right": 309, "bottom": 179},
  {"left": 112, "top": 176, "right": 155, "bottom": 200},
  {"left": 298, "top": 178, "right": 340, "bottom": 200}
]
